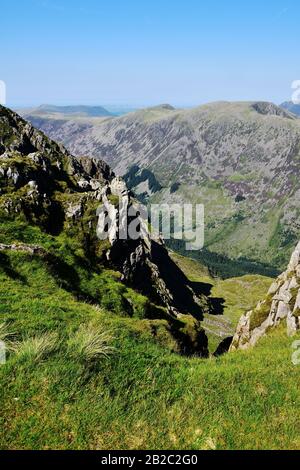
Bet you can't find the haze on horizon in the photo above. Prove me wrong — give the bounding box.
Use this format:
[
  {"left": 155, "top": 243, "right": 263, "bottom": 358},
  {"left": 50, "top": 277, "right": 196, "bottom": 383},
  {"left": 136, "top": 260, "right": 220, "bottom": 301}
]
[{"left": 1, "top": 0, "right": 300, "bottom": 107}]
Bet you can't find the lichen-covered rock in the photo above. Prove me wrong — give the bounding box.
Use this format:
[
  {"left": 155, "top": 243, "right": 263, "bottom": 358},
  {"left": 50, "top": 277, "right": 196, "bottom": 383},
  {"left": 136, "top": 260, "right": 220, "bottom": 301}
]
[{"left": 230, "top": 241, "right": 300, "bottom": 350}]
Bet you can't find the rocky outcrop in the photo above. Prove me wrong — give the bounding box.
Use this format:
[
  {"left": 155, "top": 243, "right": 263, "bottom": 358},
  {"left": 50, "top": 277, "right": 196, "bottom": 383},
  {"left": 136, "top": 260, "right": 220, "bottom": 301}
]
[
  {"left": 230, "top": 242, "right": 300, "bottom": 350},
  {"left": 97, "top": 176, "right": 210, "bottom": 320},
  {"left": 0, "top": 243, "right": 46, "bottom": 255},
  {"left": 251, "top": 102, "right": 294, "bottom": 118}
]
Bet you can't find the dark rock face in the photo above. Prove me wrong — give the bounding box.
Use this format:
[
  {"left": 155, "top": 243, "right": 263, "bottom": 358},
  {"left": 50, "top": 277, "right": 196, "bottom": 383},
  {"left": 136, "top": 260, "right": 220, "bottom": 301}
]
[
  {"left": 213, "top": 336, "right": 233, "bottom": 357},
  {"left": 0, "top": 105, "right": 209, "bottom": 357},
  {"left": 77, "top": 156, "right": 114, "bottom": 183}
]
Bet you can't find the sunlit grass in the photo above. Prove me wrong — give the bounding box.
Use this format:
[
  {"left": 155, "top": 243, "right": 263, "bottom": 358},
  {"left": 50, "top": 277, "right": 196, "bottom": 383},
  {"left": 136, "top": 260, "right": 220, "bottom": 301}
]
[
  {"left": 67, "top": 323, "right": 115, "bottom": 363},
  {"left": 12, "top": 331, "right": 59, "bottom": 363}
]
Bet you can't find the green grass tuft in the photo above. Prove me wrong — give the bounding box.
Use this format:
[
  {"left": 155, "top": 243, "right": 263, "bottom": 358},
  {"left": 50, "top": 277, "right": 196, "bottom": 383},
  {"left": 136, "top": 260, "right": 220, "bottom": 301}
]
[
  {"left": 13, "top": 332, "right": 59, "bottom": 363},
  {"left": 67, "top": 323, "right": 115, "bottom": 363}
]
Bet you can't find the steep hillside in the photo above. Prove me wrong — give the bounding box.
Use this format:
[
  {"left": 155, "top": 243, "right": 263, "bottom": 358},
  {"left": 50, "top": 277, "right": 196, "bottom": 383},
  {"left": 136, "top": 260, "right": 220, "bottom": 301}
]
[{"left": 23, "top": 101, "right": 300, "bottom": 271}]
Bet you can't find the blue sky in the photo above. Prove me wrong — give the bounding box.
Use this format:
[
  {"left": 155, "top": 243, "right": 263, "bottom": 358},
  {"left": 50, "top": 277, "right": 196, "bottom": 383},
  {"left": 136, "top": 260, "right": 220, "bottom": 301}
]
[{"left": 1, "top": 0, "right": 300, "bottom": 107}]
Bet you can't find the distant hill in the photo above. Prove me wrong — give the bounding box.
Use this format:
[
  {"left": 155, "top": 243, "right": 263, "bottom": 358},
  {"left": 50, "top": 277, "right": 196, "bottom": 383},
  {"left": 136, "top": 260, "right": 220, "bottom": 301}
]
[
  {"left": 18, "top": 104, "right": 113, "bottom": 118},
  {"left": 280, "top": 101, "right": 300, "bottom": 117}
]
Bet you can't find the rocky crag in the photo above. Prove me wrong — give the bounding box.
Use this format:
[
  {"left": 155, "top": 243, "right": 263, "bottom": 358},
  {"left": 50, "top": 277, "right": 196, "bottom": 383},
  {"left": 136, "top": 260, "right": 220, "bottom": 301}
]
[{"left": 231, "top": 241, "right": 300, "bottom": 350}]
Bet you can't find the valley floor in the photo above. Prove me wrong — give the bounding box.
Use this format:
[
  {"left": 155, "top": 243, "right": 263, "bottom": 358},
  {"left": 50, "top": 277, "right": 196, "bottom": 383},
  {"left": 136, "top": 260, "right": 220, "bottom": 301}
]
[{"left": 170, "top": 252, "right": 273, "bottom": 351}]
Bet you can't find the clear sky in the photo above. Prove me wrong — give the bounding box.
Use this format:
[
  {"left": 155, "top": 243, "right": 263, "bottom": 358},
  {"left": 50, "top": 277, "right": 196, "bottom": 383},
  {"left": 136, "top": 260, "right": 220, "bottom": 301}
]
[{"left": 1, "top": 0, "right": 300, "bottom": 107}]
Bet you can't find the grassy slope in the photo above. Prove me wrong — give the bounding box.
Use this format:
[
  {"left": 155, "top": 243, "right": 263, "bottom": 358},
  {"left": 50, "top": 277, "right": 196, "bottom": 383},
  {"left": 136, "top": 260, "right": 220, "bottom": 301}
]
[
  {"left": 0, "top": 216, "right": 167, "bottom": 322},
  {"left": 1, "top": 250, "right": 299, "bottom": 450}
]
